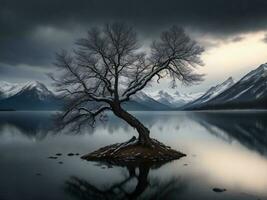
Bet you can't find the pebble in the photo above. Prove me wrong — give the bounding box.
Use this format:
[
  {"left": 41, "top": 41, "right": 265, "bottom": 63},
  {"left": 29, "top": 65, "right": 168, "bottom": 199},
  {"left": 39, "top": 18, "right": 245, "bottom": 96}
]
[
  {"left": 213, "top": 188, "right": 227, "bottom": 193},
  {"left": 48, "top": 156, "right": 58, "bottom": 159}
]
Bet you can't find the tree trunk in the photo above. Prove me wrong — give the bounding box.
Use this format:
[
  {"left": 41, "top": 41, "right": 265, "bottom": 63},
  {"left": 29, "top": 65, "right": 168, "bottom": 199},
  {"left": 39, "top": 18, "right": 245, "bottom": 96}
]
[{"left": 111, "top": 103, "right": 152, "bottom": 147}]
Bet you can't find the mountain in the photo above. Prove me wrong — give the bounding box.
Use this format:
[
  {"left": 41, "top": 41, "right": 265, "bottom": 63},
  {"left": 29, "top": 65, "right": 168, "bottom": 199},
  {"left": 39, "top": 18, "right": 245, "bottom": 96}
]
[
  {"left": 0, "top": 81, "right": 170, "bottom": 111},
  {"left": 0, "top": 81, "right": 22, "bottom": 99},
  {"left": 0, "top": 81, "right": 62, "bottom": 110},
  {"left": 3, "top": 62, "right": 266, "bottom": 112},
  {"left": 122, "top": 91, "right": 171, "bottom": 110},
  {"left": 182, "top": 77, "right": 235, "bottom": 109},
  {"left": 150, "top": 90, "right": 203, "bottom": 108},
  {"left": 187, "top": 63, "right": 267, "bottom": 110}
]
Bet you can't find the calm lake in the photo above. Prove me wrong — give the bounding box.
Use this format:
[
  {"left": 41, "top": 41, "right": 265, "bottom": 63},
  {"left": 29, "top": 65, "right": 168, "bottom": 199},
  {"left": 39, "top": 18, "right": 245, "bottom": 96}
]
[{"left": 0, "top": 111, "right": 267, "bottom": 200}]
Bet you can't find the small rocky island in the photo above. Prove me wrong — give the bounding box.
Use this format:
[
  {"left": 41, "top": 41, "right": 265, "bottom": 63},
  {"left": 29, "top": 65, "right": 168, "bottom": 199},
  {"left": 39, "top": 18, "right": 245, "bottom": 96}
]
[{"left": 82, "top": 136, "right": 185, "bottom": 165}]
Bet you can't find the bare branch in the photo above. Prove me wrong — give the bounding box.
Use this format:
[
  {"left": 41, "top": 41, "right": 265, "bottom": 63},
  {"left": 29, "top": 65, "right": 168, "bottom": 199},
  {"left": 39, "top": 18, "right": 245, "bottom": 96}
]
[{"left": 51, "top": 23, "right": 204, "bottom": 130}]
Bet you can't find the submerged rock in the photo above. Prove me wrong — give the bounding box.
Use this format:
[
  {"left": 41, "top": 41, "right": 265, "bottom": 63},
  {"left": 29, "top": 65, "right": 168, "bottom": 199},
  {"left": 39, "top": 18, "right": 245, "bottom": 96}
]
[
  {"left": 67, "top": 153, "right": 75, "bottom": 156},
  {"left": 48, "top": 156, "right": 58, "bottom": 159},
  {"left": 213, "top": 188, "right": 227, "bottom": 193},
  {"left": 56, "top": 153, "right": 62, "bottom": 156}
]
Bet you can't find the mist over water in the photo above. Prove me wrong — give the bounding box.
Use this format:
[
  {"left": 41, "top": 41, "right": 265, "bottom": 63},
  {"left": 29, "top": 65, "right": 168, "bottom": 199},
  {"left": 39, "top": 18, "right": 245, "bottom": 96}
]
[{"left": 0, "top": 111, "right": 267, "bottom": 200}]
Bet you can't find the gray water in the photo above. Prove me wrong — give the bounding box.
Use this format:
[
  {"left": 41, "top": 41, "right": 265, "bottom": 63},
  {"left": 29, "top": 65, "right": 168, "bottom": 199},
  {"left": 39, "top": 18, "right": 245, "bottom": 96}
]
[{"left": 0, "top": 111, "right": 267, "bottom": 200}]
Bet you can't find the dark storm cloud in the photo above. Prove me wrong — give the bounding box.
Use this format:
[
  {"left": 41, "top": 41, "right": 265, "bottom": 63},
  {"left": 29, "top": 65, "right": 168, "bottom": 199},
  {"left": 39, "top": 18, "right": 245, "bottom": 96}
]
[
  {"left": 1, "top": 0, "right": 267, "bottom": 66},
  {"left": 0, "top": 63, "right": 51, "bottom": 83}
]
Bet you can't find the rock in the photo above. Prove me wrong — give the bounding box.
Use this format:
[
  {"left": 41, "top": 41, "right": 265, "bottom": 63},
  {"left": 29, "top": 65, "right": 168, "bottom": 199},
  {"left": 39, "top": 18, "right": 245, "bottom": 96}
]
[
  {"left": 75, "top": 153, "right": 80, "bottom": 155},
  {"left": 48, "top": 156, "right": 58, "bottom": 159},
  {"left": 67, "top": 153, "right": 75, "bottom": 156},
  {"left": 213, "top": 188, "right": 227, "bottom": 193},
  {"left": 56, "top": 153, "right": 62, "bottom": 156}
]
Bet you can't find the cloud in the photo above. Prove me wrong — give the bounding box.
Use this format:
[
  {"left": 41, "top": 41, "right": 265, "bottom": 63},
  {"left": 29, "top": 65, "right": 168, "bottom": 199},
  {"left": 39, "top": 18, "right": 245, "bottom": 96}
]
[
  {"left": 0, "top": 25, "right": 81, "bottom": 66},
  {"left": 1, "top": 0, "right": 267, "bottom": 67},
  {"left": 262, "top": 34, "right": 267, "bottom": 43},
  {"left": 0, "top": 63, "right": 52, "bottom": 83},
  {"left": 231, "top": 36, "right": 244, "bottom": 42}
]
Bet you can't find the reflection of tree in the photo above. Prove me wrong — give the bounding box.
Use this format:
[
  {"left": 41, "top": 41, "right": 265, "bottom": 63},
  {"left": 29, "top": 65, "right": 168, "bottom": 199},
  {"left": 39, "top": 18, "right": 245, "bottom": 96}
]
[
  {"left": 65, "top": 162, "right": 186, "bottom": 200},
  {"left": 191, "top": 112, "right": 267, "bottom": 156},
  {"left": 143, "top": 177, "right": 186, "bottom": 200}
]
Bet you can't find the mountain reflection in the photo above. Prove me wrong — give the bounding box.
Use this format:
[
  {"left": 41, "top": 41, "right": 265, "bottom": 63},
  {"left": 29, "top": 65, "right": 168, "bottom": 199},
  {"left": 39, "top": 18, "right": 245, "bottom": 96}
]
[
  {"left": 1, "top": 111, "right": 267, "bottom": 158},
  {"left": 190, "top": 111, "right": 267, "bottom": 156},
  {"left": 65, "top": 162, "right": 186, "bottom": 200},
  {"left": 0, "top": 111, "right": 54, "bottom": 140},
  {"left": 0, "top": 111, "right": 179, "bottom": 140}
]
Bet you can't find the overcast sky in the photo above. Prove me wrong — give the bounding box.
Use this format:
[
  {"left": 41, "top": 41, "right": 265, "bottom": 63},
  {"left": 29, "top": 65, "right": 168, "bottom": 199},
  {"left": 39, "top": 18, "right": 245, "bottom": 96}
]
[{"left": 1, "top": 0, "right": 267, "bottom": 94}]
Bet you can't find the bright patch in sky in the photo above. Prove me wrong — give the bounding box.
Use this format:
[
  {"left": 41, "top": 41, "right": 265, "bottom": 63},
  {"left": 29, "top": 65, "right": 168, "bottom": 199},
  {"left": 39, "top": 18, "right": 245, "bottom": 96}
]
[
  {"left": 202, "top": 31, "right": 267, "bottom": 81},
  {"left": 146, "top": 31, "right": 267, "bottom": 94}
]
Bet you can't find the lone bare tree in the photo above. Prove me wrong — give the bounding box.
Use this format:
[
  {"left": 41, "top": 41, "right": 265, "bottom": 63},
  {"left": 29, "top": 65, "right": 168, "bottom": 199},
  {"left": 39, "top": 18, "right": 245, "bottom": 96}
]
[{"left": 52, "top": 22, "right": 204, "bottom": 160}]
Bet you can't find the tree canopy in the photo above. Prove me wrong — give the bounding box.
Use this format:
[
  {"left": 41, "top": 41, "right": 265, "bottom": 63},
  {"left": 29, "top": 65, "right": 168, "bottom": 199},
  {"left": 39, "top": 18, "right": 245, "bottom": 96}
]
[{"left": 51, "top": 22, "right": 204, "bottom": 131}]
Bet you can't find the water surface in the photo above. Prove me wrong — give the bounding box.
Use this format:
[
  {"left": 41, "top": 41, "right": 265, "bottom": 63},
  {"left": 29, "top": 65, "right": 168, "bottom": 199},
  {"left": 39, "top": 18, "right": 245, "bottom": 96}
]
[{"left": 0, "top": 111, "right": 267, "bottom": 200}]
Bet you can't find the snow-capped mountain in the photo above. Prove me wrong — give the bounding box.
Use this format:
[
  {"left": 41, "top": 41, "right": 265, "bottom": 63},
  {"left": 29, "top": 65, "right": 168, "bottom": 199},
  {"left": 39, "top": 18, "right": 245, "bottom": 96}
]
[
  {"left": 187, "top": 63, "right": 267, "bottom": 109},
  {"left": 122, "top": 91, "right": 171, "bottom": 110},
  {"left": 0, "top": 81, "right": 21, "bottom": 99},
  {"left": 0, "top": 81, "right": 53, "bottom": 99},
  {"left": 0, "top": 81, "right": 170, "bottom": 111},
  {"left": 2, "top": 62, "right": 267, "bottom": 111},
  {"left": 149, "top": 90, "right": 203, "bottom": 108},
  {"left": 18, "top": 81, "right": 54, "bottom": 100},
  {"left": 183, "top": 77, "right": 235, "bottom": 109},
  {"left": 0, "top": 81, "right": 61, "bottom": 110},
  {"left": 208, "top": 63, "right": 267, "bottom": 107}
]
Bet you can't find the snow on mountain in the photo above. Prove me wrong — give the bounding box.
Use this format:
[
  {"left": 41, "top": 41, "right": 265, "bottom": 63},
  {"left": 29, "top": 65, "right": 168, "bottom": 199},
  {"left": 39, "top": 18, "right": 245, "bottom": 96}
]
[
  {"left": 209, "top": 63, "right": 267, "bottom": 104},
  {"left": 0, "top": 81, "right": 21, "bottom": 99},
  {"left": 186, "top": 63, "right": 267, "bottom": 109},
  {"left": 200, "top": 77, "right": 235, "bottom": 103},
  {"left": 3, "top": 62, "right": 266, "bottom": 111},
  {"left": 239, "top": 63, "right": 267, "bottom": 83},
  {"left": 20, "top": 81, "right": 54, "bottom": 100},
  {"left": 0, "top": 81, "right": 61, "bottom": 110},
  {"left": 129, "top": 91, "right": 171, "bottom": 110},
  {"left": 174, "top": 91, "right": 204, "bottom": 103},
  {"left": 0, "top": 81, "right": 54, "bottom": 100},
  {"left": 149, "top": 90, "right": 204, "bottom": 108},
  {"left": 183, "top": 77, "right": 235, "bottom": 109}
]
